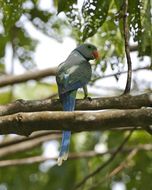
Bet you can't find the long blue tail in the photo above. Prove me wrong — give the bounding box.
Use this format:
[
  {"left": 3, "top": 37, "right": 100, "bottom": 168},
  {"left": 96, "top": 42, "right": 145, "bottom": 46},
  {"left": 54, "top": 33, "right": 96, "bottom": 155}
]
[{"left": 57, "top": 91, "right": 76, "bottom": 166}]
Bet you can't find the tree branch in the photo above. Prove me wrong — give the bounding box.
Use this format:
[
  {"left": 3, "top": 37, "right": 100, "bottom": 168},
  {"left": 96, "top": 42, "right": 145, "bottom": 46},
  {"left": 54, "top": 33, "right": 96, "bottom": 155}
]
[
  {"left": 123, "top": 0, "right": 132, "bottom": 94},
  {"left": 91, "top": 66, "right": 151, "bottom": 83},
  {"left": 0, "top": 58, "right": 147, "bottom": 88},
  {"left": 0, "top": 144, "right": 151, "bottom": 168},
  {"left": 88, "top": 148, "right": 138, "bottom": 190},
  {"left": 0, "top": 93, "right": 151, "bottom": 116},
  {"left": 0, "top": 133, "right": 61, "bottom": 158},
  {"left": 0, "top": 109, "right": 151, "bottom": 136},
  {"left": 0, "top": 131, "right": 60, "bottom": 148},
  {"left": 74, "top": 128, "right": 135, "bottom": 189},
  {"left": 107, "top": 149, "right": 138, "bottom": 179},
  {"left": 129, "top": 44, "right": 138, "bottom": 51},
  {"left": 0, "top": 67, "right": 57, "bottom": 87}
]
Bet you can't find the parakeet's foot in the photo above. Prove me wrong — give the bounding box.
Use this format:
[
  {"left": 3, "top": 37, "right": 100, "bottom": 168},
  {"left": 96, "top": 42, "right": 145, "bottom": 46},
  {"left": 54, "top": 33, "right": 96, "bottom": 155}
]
[
  {"left": 87, "top": 96, "right": 92, "bottom": 101},
  {"left": 84, "top": 96, "right": 92, "bottom": 101}
]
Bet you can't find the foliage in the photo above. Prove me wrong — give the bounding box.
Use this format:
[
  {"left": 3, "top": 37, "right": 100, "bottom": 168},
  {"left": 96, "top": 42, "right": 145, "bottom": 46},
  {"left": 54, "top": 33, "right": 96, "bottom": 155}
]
[
  {"left": 56, "top": 0, "right": 151, "bottom": 80},
  {"left": 0, "top": 0, "right": 151, "bottom": 73},
  {"left": 0, "top": 0, "right": 67, "bottom": 71},
  {"left": 0, "top": 0, "right": 151, "bottom": 190},
  {"left": 58, "top": 0, "right": 151, "bottom": 57}
]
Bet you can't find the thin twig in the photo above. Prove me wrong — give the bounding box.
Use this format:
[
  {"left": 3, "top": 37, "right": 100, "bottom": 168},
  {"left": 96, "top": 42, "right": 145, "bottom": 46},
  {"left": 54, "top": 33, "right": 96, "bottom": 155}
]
[
  {"left": 0, "top": 63, "right": 149, "bottom": 88},
  {"left": 0, "top": 133, "right": 61, "bottom": 158},
  {"left": 0, "top": 143, "right": 151, "bottom": 168},
  {"left": 91, "top": 66, "right": 150, "bottom": 83},
  {"left": 88, "top": 148, "right": 138, "bottom": 190},
  {"left": 123, "top": 0, "right": 132, "bottom": 94},
  {"left": 73, "top": 128, "right": 136, "bottom": 189},
  {"left": 108, "top": 149, "right": 137, "bottom": 177},
  {"left": 0, "top": 131, "right": 60, "bottom": 148}
]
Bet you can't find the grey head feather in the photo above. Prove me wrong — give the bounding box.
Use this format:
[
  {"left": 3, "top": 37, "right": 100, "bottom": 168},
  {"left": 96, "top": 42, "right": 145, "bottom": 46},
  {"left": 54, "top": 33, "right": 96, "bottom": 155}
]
[{"left": 74, "top": 43, "right": 97, "bottom": 60}]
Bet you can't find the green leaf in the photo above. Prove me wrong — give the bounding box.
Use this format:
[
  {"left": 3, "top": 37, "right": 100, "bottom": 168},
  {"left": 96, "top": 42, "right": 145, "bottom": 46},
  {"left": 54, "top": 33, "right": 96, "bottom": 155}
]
[
  {"left": 29, "top": 8, "right": 52, "bottom": 22},
  {"left": 82, "top": 0, "right": 111, "bottom": 41},
  {"left": 2, "top": 0, "right": 24, "bottom": 34},
  {"left": 0, "top": 34, "right": 9, "bottom": 57},
  {"left": 139, "top": 0, "right": 151, "bottom": 56},
  {"left": 126, "top": 0, "right": 151, "bottom": 57},
  {"left": 58, "top": 0, "right": 77, "bottom": 14},
  {"left": 128, "top": 0, "right": 142, "bottom": 51}
]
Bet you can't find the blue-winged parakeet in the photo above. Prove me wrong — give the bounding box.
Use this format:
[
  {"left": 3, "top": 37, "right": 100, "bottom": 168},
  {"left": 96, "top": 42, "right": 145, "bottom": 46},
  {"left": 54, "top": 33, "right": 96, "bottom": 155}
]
[{"left": 56, "top": 43, "right": 99, "bottom": 166}]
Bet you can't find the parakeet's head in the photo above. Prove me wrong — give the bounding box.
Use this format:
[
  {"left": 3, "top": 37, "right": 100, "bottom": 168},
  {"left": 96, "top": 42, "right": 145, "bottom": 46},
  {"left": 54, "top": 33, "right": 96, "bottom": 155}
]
[{"left": 75, "top": 43, "right": 99, "bottom": 60}]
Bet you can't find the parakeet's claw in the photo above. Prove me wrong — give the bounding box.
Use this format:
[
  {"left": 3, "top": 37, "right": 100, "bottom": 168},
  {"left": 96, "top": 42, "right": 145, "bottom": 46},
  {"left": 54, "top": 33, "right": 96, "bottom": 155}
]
[
  {"left": 84, "top": 96, "right": 92, "bottom": 101},
  {"left": 87, "top": 96, "right": 92, "bottom": 101}
]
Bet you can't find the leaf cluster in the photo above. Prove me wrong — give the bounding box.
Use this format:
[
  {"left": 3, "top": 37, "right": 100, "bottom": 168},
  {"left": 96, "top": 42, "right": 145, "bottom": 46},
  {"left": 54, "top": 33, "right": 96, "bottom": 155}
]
[
  {"left": 58, "top": 0, "right": 151, "bottom": 58},
  {"left": 0, "top": 0, "right": 67, "bottom": 72}
]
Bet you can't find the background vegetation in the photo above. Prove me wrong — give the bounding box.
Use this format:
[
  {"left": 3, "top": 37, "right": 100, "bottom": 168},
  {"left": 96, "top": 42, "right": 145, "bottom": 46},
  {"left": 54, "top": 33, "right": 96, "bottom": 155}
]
[{"left": 0, "top": 0, "right": 151, "bottom": 190}]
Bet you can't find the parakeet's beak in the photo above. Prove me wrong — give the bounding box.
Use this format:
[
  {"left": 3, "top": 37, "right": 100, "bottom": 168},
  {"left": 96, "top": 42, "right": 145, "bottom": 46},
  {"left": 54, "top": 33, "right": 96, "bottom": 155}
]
[{"left": 92, "top": 50, "right": 99, "bottom": 60}]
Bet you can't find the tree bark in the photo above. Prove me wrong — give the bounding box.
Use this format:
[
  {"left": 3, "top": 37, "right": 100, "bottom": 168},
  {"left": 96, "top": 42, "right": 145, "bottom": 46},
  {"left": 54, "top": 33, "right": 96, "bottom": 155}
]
[
  {"left": 0, "top": 108, "right": 151, "bottom": 136},
  {"left": 0, "top": 93, "right": 151, "bottom": 116}
]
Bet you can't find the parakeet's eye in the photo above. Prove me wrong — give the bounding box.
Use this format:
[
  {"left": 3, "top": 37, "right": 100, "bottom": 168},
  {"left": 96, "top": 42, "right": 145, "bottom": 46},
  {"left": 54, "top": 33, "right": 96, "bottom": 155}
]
[{"left": 87, "top": 45, "right": 91, "bottom": 49}]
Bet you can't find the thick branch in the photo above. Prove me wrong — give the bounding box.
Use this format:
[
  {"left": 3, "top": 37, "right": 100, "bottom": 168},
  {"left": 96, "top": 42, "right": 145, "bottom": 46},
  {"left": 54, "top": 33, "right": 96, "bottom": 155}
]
[
  {"left": 0, "top": 67, "right": 57, "bottom": 87},
  {"left": 0, "top": 109, "right": 151, "bottom": 136},
  {"left": 0, "top": 93, "right": 151, "bottom": 116}
]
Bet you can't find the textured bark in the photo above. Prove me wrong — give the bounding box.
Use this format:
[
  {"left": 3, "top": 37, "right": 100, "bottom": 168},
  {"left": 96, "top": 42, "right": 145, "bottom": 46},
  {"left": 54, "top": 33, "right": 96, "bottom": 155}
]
[
  {"left": 0, "top": 93, "right": 151, "bottom": 116},
  {"left": 0, "top": 109, "right": 151, "bottom": 136}
]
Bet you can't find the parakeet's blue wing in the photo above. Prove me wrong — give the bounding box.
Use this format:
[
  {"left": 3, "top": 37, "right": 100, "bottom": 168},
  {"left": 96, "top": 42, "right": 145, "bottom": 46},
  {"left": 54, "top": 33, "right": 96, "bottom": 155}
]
[{"left": 56, "top": 52, "right": 92, "bottom": 94}]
